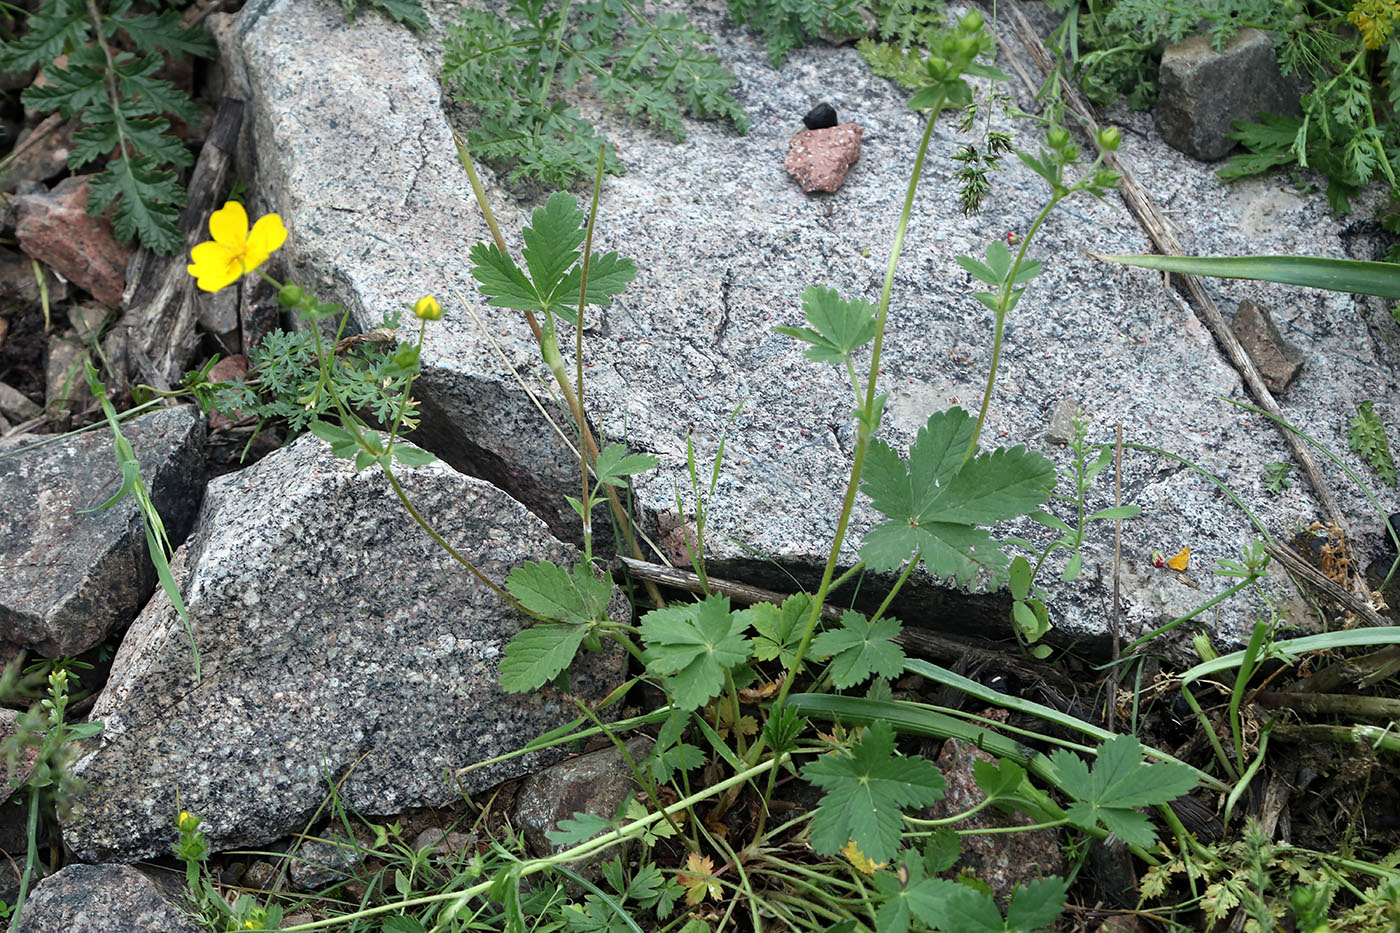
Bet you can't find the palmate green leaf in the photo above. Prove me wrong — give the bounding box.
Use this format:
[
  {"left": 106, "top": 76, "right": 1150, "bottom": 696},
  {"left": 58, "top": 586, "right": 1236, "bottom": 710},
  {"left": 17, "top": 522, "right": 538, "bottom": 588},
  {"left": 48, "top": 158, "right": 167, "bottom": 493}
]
[
  {"left": 469, "top": 193, "right": 636, "bottom": 319},
  {"left": 1004, "top": 877, "right": 1069, "bottom": 932},
  {"left": 802, "top": 721, "right": 945, "bottom": 864},
  {"left": 87, "top": 154, "right": 183, "bottom": 255},
  {"left": 505, "top": 560, "right": 612, "bottom": 625},
  {"left": 641, "top": 595, "right": 751, "bottom": 709},
  {"left": 810, "top": 611, "right": 905, "bottom": 689},
  {"left": 523, "top": 193, "right": 589, "bottom": 300},
  {"left": 592, "top": 443, "right": 659, "bottom": 487},
  {"left": 469, "top": 243, "right": 539, "bottom": 311},
  {"left": 877, "top": 858, "right": 1065, "bottom": 933},
  {"left": 546, "top": 810, "right": 615, "bottom": 847},
  {"left": 1051, "top": 734, "right": 1196, "bottom": 848},
  {"left": 860, "top": 408, "right": 1056, "bottom": 583},
  {"left": 774, "top": 286, "right": 878, "bottom": 364},
  {"left": 554, "top": 250, "right": 638, "bottom": 326},
  {"left": 499, "top": 623, "right": 586, "bottom": 692},
  {"left": 739, "top": 593, "right": 809, "bottom": 668}
]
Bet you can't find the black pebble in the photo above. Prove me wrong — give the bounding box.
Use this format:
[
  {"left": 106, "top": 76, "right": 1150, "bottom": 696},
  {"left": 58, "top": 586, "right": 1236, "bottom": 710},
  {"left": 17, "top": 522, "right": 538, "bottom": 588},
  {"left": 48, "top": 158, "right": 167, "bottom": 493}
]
[{"left": 803, "top": 102, "right": 837, "bottom": 130}]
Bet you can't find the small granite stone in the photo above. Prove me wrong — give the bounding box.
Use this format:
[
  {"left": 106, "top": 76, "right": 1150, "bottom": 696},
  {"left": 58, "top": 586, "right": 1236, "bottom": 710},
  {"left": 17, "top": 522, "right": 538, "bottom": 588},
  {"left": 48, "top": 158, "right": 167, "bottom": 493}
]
[
  {"left": 1231, "top": 299, "right": 1303, "bottom": 394},
  {"left": 1045, "top": 397, "right": 1081, "bottom": 446},
  {"left": 1155, "top": 28, "right": 1303, "bottom": 162},
  {"left": 514, "top": 737, "right": 653, "bottom": 865},
  {"left": 62, "top": 433, "right": 628, "bottom": 862},
  {"left": 785, "top": 123, "right": 862, "bottom": 193},
  {"left": 16, "top": 864, "right": 202, "bottom": 933},
  {"left": 926, "top": 737, "right": 1064, "bottom": 898},
  {"left": 803, "top": 102, "right": 837, "bottom": 130},
  {"left": 0, "top": 405, "right": 205, "bottom": 657}
]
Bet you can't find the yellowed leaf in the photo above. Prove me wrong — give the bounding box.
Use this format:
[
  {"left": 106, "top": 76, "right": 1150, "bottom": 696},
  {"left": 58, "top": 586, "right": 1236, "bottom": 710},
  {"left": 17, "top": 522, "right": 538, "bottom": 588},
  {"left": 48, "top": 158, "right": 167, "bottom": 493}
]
[
  {"left": 677, "top": 853, "right": 722, "bottom": 905},
  {"left": 841, "top": 839, "right": 886, "bottom": 875}
]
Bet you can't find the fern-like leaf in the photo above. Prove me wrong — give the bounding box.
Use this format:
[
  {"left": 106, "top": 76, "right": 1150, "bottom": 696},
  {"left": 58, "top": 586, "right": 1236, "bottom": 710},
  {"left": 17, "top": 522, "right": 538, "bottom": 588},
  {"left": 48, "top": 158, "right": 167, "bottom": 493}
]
[
  {"left": 442, "top": 0, "right": 746, "bottom": 188},
  {"left": 87, "top": 154, "right": 184, "bottom": 256}
]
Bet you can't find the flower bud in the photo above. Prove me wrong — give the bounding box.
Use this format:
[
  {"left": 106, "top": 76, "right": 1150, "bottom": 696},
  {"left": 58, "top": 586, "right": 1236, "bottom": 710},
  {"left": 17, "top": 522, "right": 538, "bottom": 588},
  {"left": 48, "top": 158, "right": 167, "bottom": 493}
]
[
  {"left": 413, "top": 295, "right": 443, "bottom": 321},
  {"left": 955, "top": 35, "right": 979, "bottom": 59},
  {"left": 959, "top": 9, "right": 983, "bottom": 32},
  {"left": 278, "top": 284, "right": 305, "bottom": 307},
  {"left": 1096, "top": 126, "right": 1122, "bottom": 151},
  {"left": 1046, "top": 127, "right": 1071, "bottom": 150}
]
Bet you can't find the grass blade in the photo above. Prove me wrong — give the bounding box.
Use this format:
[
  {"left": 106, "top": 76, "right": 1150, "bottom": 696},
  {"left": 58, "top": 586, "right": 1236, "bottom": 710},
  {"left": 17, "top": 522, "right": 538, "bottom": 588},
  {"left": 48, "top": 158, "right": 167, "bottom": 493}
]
[{"left": 1094, "top": 253, "right": 1400, "bottom": 298}]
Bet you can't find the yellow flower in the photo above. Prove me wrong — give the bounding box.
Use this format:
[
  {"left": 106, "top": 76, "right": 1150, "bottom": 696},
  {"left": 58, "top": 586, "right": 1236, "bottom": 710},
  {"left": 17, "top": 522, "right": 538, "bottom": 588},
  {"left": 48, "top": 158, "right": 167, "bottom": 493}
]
[
  {"left": 187, "top": 201, "right": 287, "bottom": 293},
  {"left": 413, "top": 294, "right": 443, "bottom": 320}
]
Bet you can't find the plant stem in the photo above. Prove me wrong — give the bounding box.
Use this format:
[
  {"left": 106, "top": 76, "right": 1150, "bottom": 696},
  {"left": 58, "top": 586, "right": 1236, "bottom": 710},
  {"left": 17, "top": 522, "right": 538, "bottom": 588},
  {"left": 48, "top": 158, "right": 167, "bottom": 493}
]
[
  {"left": 964, "top": 193, "right": 1063, "bottom": 461},
  {"left": 453, "top": 133, "right": 666, "bottom": 609},
  {"left": 774, "top": 105, "right": 943, "bottom": 717},
  {"left": 278, "top": 755, "right": 785, "bottom": 931}
]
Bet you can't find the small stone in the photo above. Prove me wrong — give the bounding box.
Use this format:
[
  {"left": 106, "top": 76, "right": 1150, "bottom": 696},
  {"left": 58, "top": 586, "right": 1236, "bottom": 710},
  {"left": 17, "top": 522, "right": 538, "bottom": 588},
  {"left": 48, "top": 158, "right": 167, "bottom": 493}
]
[
  {"left": 16, "top": 175, "right": 135, "bottom": 307},
  {"left": 513, "top": 736, "right": 652, "bottom": 868},
  {"left": 802, "top": 102, "right": 837, "bottom": 130},
  {"left": 1231, "top": 299, "right": 1303, "bottom": 394},
  {"left": 206, "top": 354, "right": 251, "bottom": 431},
  {"left": 1045, "top": 397, "right": 1081, "bottom": 446},
  {"left": 45, "top": 331, "right": 92, "bottom": 415},
  {"left": 785, "top": 123, "right": 862, "bottom": 194},
  {"left": 290, "top": 830, "right": 369, "bottom": 891},
  {"left": 411, "top": 827, "right": 474, "bottom": 856},
  {"left": 925, "top": 738, "right": 1064, "bottom": 899},
  {"left": 198, "top": 286, "right": 242, "bottom": 354},
  {"left": 1, "top": 118, "right": 76, "bottom": 193},
  {"left": 1155, "top": 28, "right": 1303, "bottom": 162},
  {"left": 0, "top": 380, "right": 40, "bottom": 422}
]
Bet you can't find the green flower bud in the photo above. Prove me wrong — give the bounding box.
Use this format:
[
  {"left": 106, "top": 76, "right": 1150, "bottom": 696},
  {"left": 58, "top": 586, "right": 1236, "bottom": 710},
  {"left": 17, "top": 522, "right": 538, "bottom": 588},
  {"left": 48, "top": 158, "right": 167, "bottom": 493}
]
[
  {"left": 1097, "top": 126, "right": 1123, "bottom": 151},
  {"left": 955, "top": 35, "right": 979, "bottom": 59},
  {"left": 278, "top": 284, "right": 305, "bottom": 307},
  {"left": 959, "top": 9, "right": 983, "bottom": 32},
  {"left": 1046, "top": 127, "right": 1071, "bottom": 150}
]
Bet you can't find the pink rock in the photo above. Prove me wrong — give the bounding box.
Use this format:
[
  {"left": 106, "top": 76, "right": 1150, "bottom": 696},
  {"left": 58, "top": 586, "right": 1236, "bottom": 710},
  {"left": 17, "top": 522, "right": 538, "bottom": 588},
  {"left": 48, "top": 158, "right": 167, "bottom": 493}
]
[
  {"left": 785, "top": 123, "right": 863, "bottom": 193},
  {"left": 16, "top": 175, "right": 135, "bottom": 308}
]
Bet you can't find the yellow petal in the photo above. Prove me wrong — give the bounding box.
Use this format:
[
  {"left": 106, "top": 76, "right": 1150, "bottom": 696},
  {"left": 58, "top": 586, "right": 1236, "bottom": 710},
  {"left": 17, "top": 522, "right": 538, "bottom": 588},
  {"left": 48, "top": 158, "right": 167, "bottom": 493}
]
[
  {"left": 188, "top": 241, "right": 242, "bottom": 292},
  {"left": 1167, "top": 546, "right": 1189, "bottom": 571},
  {"left": 246, "top": 213, "right": 287, "bottom": 259},
  {"left": 208, "top": 201, "right": 249, "bottom": 247}
]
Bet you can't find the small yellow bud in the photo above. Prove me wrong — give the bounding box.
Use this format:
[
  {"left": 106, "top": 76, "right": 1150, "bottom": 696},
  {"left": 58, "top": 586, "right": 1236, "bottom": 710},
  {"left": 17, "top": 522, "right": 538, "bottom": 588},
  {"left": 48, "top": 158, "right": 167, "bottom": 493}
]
[{"left": 413, "top": 295, "right": 442, "bottom": 321}]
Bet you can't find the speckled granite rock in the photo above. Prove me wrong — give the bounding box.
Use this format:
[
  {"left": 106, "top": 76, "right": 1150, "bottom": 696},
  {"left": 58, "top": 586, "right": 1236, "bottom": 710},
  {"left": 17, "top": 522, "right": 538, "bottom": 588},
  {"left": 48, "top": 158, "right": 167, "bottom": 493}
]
[
  {"left": 15, "top": 864, "right": 201, "bottom": 933},
  {"left": 514, "top": 736, "right": 653, "bottom": 861},
  {"left": 1155, "top": 28, "right": 1302, "bottom": 162},
  {"left": 0, "top": 405, "right": 205, "bottom": 657},
  {"left": 62, "top": 434, "right": 627, "bottom": 862},
  {"left": 225, "top": 0, "right": 1399, "bottom": 651}
]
